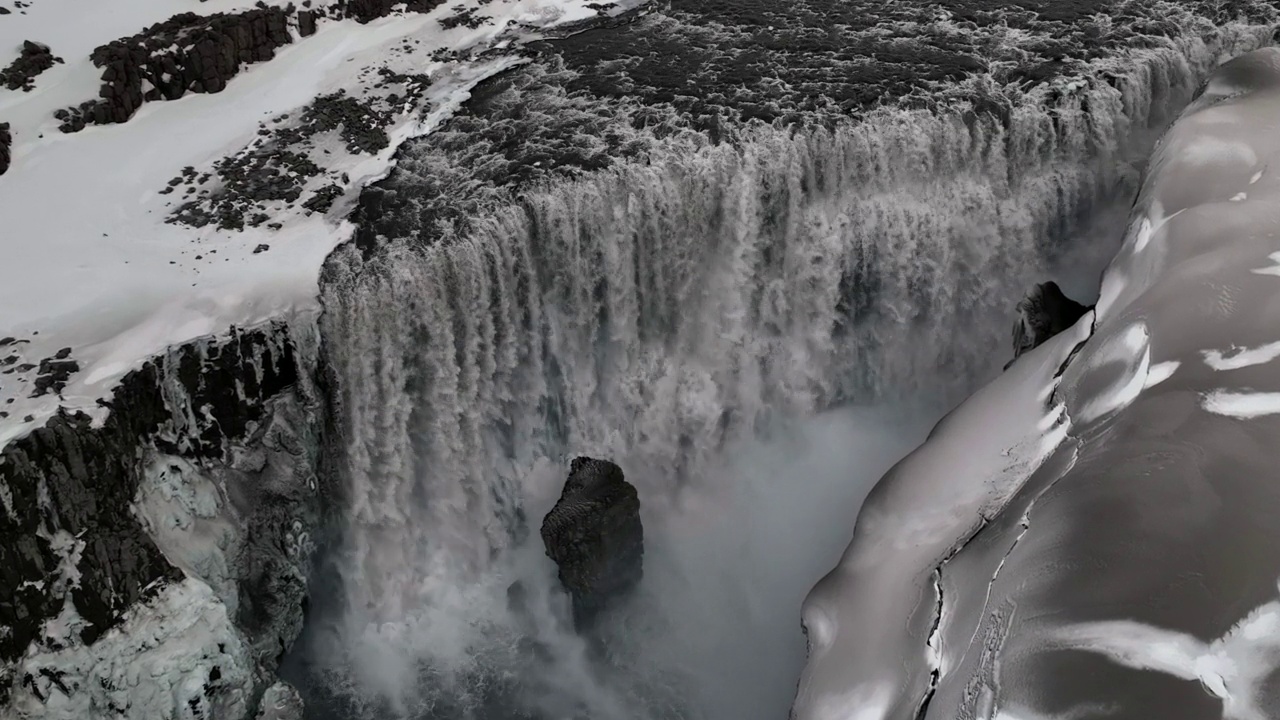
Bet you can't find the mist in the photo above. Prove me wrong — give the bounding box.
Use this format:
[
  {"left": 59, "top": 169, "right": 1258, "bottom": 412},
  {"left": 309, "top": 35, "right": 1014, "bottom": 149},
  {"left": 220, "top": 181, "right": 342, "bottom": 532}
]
[{"left": 286, "top": 401, "right": 935, "bottom": 719}]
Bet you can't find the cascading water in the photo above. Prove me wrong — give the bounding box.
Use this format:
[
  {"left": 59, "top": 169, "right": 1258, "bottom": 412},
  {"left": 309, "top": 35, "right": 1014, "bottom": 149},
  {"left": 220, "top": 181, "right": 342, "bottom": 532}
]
[{"left": 291, "top": 25, "right": 1273, "bottom": 720}]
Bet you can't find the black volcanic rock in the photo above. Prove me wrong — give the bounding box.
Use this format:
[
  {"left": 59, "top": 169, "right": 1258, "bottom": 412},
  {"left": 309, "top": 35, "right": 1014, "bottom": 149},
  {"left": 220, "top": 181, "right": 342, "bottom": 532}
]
[
  {"left": 58, "top": 7, "right": 294, "bottom": 132},
  {"left": 540, "top": 457, "right": 643, "bottom": 626},
  {"left": 1, "top": 40, "right": 62, "bottom": 92},
  {"left": 1008, "top": 281, "right": 1090, "bottom": 366},
  {"left": 297, "top": 10, "right": 318, "bottom": 37},
  {"left": 29, "top": 354, "right": 79, "bottom": 398},
  {"left": 54, "top": 0, "right": 451, "bottom": 133},
  {"left": 0, "top": 122, "right": 10, "bottom": 176}
]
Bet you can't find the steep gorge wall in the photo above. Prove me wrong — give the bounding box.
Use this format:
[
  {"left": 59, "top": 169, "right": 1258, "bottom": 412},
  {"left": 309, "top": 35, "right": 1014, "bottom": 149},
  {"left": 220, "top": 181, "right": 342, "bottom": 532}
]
[
  {"left": 0, "top": 323, "right": 325, "bottom": 718},
  {"left": 309, "top": 19, "right": 1277, "bottom": 716}
]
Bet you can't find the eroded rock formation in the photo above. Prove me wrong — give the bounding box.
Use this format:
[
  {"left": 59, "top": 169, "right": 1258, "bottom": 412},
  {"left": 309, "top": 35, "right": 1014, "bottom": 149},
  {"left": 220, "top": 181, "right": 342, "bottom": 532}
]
[
  {"left": 1008, "top": 280, "right": 1090, "bottom": 367},
  {"left": 540, "top": 457, "right": 643, "bottom": 626}
]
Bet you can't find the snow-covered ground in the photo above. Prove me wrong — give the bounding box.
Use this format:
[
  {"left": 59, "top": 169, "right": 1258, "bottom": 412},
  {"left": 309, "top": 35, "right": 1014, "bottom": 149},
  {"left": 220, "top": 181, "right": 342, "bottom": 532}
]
[{"left": 0, "top": 0, "right": 640, "bottom": 447}]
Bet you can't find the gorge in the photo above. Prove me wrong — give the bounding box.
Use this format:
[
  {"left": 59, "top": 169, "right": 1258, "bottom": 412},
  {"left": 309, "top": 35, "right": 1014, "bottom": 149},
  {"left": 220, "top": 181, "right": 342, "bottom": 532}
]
[{"left": 3, "top": 2, "right": 1280, "bottom": 719}]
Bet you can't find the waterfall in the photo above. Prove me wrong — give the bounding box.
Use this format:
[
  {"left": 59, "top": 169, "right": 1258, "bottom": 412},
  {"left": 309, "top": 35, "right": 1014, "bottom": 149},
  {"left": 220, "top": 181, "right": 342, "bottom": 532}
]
[{"left": 301, "top": 24, "right": 1273, "bottom": 720}]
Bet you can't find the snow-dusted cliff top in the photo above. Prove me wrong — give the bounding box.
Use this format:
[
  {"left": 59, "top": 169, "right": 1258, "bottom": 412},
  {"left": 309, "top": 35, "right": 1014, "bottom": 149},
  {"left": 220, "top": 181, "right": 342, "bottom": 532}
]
[
  {"left": 793, "top": 46, "right": 1280, "bottom": 720},
  {"left": 0, "top": 0, "right": 632, "bottom": 447}
]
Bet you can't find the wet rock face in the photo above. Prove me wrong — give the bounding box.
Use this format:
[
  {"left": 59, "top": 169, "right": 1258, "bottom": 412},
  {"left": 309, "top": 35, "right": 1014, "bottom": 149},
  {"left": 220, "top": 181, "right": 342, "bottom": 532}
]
[
  {"left": 1, "top": 40, "right": 62, "bottom": 92},
  {"left": 0, "top": 324, "right": 321, "bottom": 713},
  {"left": 1009, "top": 281, "right": 1090, "bottom": 365},
  {"left": 540, "top": 457, "right": 643, "bottom": 626}
]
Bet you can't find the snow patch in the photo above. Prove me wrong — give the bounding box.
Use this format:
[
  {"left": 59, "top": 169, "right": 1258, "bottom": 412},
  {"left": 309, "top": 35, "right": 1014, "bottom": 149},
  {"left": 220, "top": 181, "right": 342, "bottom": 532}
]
[
  {"left": 1052, "top": 580, "right": 1280, "bottom": 720},
  {"left": 1250, "top": 251, "right": 1280, "bottom": 277},
  {"left": 1202, "top": 341, "right": 1280, "bottom": 371},
  {"left": 1201, "top": 390, "right": 1280, "bottom": 418},
  {"left": 1132, "top": 217, "right": 1154, "bottom": 252},
  {"left": 1144, "top": 360, "right": 1180, "bottom": 389},
  {"left": 1073, "top": 322, "right": 1151, "bottom": 426},
  {"left": 1231, "top": 192, "right": 1248, "bottom": 201}
]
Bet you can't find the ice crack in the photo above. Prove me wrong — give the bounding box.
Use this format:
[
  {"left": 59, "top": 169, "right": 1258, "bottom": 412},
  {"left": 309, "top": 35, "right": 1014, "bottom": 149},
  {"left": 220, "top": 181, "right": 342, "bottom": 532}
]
[{"left": 913, "top": 568, "right": 946, "bottom": 720}]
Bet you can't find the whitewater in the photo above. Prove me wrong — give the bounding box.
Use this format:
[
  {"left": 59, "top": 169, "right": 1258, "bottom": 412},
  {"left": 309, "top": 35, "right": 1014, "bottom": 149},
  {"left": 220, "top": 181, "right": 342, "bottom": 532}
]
[
  {"left": 300, "top": 23, "right": 1275, "bottom": 720},
  {"left": 3, "top": 3, "right": 1279, "bottom": 719}
]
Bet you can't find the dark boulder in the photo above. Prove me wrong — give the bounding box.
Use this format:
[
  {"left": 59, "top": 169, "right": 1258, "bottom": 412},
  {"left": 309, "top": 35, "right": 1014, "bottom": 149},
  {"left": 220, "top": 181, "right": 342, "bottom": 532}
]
[
  {"left": 1007, "top": 281, "right": 1090, "bottom": 368},
  {"left": 540, "top": 457, "right": 643, "bottom": 626},
  {"left": 297, "top": 10, "right": 318, "bottom": 37}
]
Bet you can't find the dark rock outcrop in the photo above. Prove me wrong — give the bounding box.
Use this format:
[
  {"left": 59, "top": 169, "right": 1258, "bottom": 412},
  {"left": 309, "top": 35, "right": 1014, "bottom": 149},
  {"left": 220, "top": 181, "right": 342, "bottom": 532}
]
[
  {"left": 539, "top": 457, "right": 643, "bottom": 626},
  {"left": 57, "top": 7, "right": 294, "bottom": 132},
  {"left": 1, "top": 40, "right": 62, "bottom": 92},
  {"left": 0, "top": 323, "right": 321, "bottom": 711},
  {"left": 1007, "top": 281, "right": 1090, "bottom": 367},
  {"left": 54, "top": 0, "right": 450, "bottom": 133},
  {"left": 29, "top": 349, "right": 79, "bottom": 398},
  {"left": 0, "top": 122, "right": 10, "bottom": 176}
]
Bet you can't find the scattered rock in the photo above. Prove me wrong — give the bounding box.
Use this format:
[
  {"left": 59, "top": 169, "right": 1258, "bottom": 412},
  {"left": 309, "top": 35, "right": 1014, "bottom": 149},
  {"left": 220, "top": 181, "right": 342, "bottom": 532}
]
[
  {"left": 1008, "top": 281, "right": 1090, "bottom": 367},
  {"left": 301, "top": 90, "right": 392, "bottom": 154},
  {"left": 439, "top": 6, "right": 489, "bottom": 30},
  {"left": 302, "top": 184, "right": 343, "bottom": 213},
  {"left": 0, "top": 40, "right": 63, "bottom": 92},
  {"left": 254, "top": 244, "right": 270, "bottom": 254},
  {"left": 31, "top": 355, "right": 80, "bottom": 398},
  {"left": 540, "top": 457, "right": 643, "bottom": 627}
]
